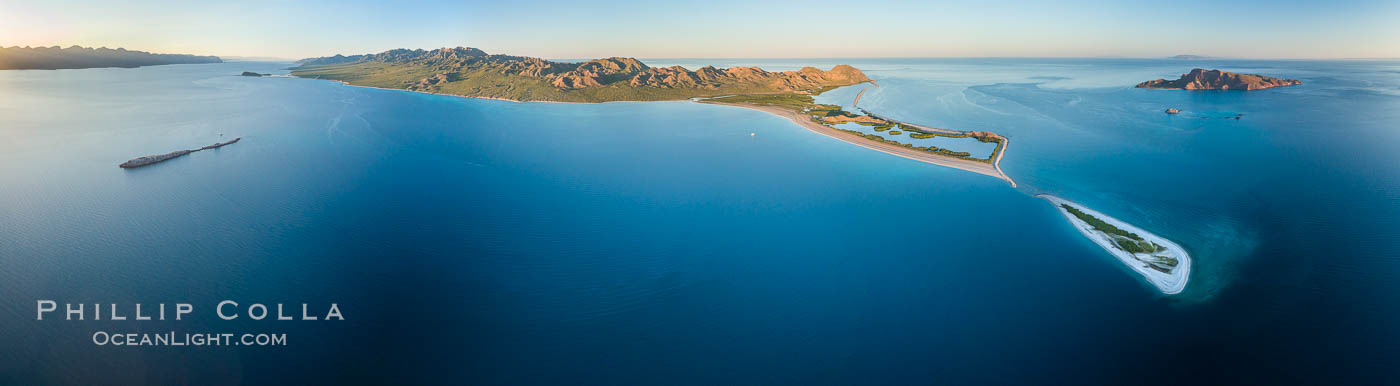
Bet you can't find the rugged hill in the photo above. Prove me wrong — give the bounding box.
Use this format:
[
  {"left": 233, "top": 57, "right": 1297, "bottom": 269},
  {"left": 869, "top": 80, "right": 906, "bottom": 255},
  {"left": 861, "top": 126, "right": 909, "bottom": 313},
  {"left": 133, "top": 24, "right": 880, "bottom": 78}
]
[
  {"left": 291, "top": 47, "right": 871, "bottom": 102},
  {"left": 0, "top": 46, "right": 221, "bottom": 70},
  {"left": 1136, "top": 68, "right": 1301, "bottom": 90}
]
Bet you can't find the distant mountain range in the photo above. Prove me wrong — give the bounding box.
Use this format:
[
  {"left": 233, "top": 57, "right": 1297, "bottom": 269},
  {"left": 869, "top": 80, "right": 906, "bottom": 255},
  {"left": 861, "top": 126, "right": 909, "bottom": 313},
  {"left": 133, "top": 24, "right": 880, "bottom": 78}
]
[
  {"left": 1168, "top": 54, "right": 1212, "bottom": 60},
  {"left": 0, "top": 46, "right": 221, "bottom": 70},
  {"left": 291, "top": 47, "right": 870, "bottom": 102}
]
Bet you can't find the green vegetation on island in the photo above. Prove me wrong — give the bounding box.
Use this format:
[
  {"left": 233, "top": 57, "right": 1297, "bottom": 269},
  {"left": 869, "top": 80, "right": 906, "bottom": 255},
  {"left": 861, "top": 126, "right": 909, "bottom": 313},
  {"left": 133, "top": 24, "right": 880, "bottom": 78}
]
[
  {"left": 1060, "top": 204, "right": 1168, "bottom": 257},
  {"left": 1039, "top": 195, "right": 1188, "bottom": 293},
  {"left": 706, "top": 92, "right": 1003, "bottom": 163},
  {"left": 0, "top": 45, "right": 221, "bottom": 70},
  {"left": 711, "top": 93, "right": 823, "bottom": 109},
  {"left": 1153, "top": 255, "right": 1179, "bottom": 267},
  {"left": 289, "top": 47, "right": 871, "bottom": 103}
]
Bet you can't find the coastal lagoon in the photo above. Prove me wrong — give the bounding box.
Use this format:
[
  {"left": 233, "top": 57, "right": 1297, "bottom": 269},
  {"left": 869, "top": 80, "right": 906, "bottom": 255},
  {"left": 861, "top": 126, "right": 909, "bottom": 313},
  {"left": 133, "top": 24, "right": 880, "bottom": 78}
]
[
  {"left": 1, "top": 59, "right": 1398, "bottom": 384},
  {"left": 828, "top": 121, "right": 998, "bottom": 158}
]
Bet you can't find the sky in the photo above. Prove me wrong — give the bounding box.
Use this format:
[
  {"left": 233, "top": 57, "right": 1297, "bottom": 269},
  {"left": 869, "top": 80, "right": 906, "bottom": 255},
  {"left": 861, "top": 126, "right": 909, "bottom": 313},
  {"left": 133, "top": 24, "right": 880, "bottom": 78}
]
[{"left": 2, "top": 0, "right": 1397, "bottom": 60}]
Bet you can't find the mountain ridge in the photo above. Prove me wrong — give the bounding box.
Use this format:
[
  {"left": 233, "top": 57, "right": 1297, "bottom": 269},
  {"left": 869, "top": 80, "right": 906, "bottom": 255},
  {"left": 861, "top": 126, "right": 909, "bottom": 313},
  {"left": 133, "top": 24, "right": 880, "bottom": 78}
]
[
  {"left": 0, "top": 45, "right": 221, "bottom": 70},
  {"left": 291, "top": 47, "right": 871, "bottom": 102}
]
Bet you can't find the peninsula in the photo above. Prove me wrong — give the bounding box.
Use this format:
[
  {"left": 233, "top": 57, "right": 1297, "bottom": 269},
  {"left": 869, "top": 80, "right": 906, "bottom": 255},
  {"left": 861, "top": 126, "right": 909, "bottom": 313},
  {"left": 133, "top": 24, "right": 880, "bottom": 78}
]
[
  {"left": 120, "top": 138, "right": 240, "bottom": 169},
  {"left": 290, "top": 48, "right": 1015, "bottom": 186},
  {"left": 1136, "top": 68, "right": 1301, "bottom": 90},
  {"left": 1038, "top": 195, "right": 1190, "bottom": 294},
  {"left": 697, "top": 94, "right": 1015, "bottom": 186},
  {"left": 0, "top": 46, "right": 221, "bottom": 70}
]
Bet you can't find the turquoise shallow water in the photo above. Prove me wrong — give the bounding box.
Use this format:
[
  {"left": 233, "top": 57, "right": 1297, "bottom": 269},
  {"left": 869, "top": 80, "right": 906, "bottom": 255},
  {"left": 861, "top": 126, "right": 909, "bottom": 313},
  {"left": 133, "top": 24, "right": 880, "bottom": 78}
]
[{"left": 1, "top": 59, "right": 1398, "bottom": 384}]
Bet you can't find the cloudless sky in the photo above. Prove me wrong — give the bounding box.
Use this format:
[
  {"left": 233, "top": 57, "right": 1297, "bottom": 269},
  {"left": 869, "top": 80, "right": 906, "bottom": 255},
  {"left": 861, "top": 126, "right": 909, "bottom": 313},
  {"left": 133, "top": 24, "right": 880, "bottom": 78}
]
[{"left": 2, "top": 0, "right": 1396, "bottom": 59}]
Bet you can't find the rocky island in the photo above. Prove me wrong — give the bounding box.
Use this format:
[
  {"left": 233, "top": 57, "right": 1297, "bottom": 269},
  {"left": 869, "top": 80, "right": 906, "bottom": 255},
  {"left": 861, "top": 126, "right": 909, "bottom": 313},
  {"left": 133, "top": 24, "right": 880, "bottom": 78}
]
[
  {"left": 1038, "top": 195, "right": 1190, "bottom": 294},
  {"left": 120, "top": 138, "right": 240, "bottom": 169},
  {"left": 290, "top": 47, "right": 870, "bottom": 102},
  {"left": 290, "top": 47, "right": 1016, "bottom": 185},
  {"left": 1136, "top": 68, "right": 1301, "bottom": 90},
  {"left": 241, "top": 71, "right": 268, "bottom": 77},
  {"left": 0, "top": 45, "right": 221, "bottom": 70}
]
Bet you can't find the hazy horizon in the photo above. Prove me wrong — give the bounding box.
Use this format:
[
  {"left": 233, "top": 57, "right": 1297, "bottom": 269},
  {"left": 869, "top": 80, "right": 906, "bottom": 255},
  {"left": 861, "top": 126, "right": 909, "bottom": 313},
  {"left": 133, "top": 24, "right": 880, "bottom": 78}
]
[
  {"left": 6, "top": 47, "right": 1400, "bottom": 62},
  {"left": 3, "top": 0, "right": 1398, "bottom": 60}
]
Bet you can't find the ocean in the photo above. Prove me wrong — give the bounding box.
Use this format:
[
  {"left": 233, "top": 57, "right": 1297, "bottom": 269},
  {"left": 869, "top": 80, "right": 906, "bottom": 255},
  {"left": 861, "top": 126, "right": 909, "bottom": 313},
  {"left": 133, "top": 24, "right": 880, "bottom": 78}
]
[{"left": 0, "top": 58, "right": 1397, "bottom": 384}]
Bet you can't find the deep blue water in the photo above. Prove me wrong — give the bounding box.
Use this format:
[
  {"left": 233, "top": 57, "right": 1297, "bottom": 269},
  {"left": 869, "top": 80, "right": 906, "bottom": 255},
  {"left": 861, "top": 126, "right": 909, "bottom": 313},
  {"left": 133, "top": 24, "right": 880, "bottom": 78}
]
[{"left": 1, "top": 58, "right": 1398, "bottom": 384}]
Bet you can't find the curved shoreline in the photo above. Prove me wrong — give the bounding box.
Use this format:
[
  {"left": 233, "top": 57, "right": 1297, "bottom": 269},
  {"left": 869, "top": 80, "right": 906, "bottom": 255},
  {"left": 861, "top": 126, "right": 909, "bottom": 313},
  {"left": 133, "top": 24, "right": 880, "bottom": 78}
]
[
  {"left": 849, "top": 81, "right": 1014, "bottom": 186},
  {"left": 1037, "top": 194, "right": 1190, "bottom": 294},
  {"left": 852, "top": 81, "right": 878, "bottom": 107},
  {"left": 702, "top": 101, "right": 1017, "bottom": 187},
  {"left": 872, "top": 116, "right": 1013, "bottom": 186}
]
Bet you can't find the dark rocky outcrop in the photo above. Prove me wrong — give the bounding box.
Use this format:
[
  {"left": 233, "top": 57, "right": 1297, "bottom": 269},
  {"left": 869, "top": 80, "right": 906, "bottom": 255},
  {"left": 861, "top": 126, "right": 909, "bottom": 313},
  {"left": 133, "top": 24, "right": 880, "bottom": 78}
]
[
  {"left": 120, "top": 138, "right": 240, "bottom": 169},
  {"left": 241, "top": 71, "right": 267, "bottom": 77},
  {"left": 1137, "top": 69, "right": 1301, "bottom": 90}
]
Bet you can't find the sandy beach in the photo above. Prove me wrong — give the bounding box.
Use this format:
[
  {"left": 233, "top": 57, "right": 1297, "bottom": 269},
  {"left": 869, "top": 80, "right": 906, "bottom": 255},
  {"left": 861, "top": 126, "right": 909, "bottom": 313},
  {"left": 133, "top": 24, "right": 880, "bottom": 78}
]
[
  {"left": 1038, "top": 194, "right": 1190, "bottom": 294},
  {"left": 702, "top": 101, "right": 1017, "bottom": 187},
  {"left": 852, "top": 80, "right": 879, "bottom": 108}
]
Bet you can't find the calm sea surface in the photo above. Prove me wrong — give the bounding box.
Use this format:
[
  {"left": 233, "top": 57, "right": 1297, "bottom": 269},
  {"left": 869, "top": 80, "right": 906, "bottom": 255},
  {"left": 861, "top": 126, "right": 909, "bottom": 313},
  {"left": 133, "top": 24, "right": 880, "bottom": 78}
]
[{"left": 1, "top": 58, "right": 1397, "bottom": 384}]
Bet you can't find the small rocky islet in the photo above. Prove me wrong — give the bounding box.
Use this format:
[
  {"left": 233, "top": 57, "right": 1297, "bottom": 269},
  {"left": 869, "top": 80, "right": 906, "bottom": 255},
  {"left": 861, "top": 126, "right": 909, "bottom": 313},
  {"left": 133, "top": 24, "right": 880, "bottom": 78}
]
[{"left": 119, "top": 138, "right": 240, "bottom": 169}]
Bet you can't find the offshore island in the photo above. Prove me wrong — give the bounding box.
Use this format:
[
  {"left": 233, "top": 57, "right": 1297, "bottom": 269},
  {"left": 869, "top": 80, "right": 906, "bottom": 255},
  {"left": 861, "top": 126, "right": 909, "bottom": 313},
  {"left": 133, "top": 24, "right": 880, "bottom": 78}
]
[
  {"left": 289, "top": 47, "right": 1014, "bottom": 186},
  {"left": 119, "top": 138, "right": 240, "bottom": 169},
  {"left": 1038, "top": 195, "right": 1190, "bottom": 294},
  {"left": 1137, "top": 68, "right": 1301, "bottom": 90}
]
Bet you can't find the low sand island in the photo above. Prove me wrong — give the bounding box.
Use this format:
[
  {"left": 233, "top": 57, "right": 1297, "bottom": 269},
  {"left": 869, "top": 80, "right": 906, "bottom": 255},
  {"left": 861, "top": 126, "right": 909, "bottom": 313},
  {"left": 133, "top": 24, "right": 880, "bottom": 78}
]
[
  {"left": 119, "top": 138, "right": 240, "bottom": 169},
  {"left": 1038, "top": 195, "right": 1190, "bottom": 294},
  {"left": 1137, "top": 68, "right": 1301, "bottom": 90}
]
